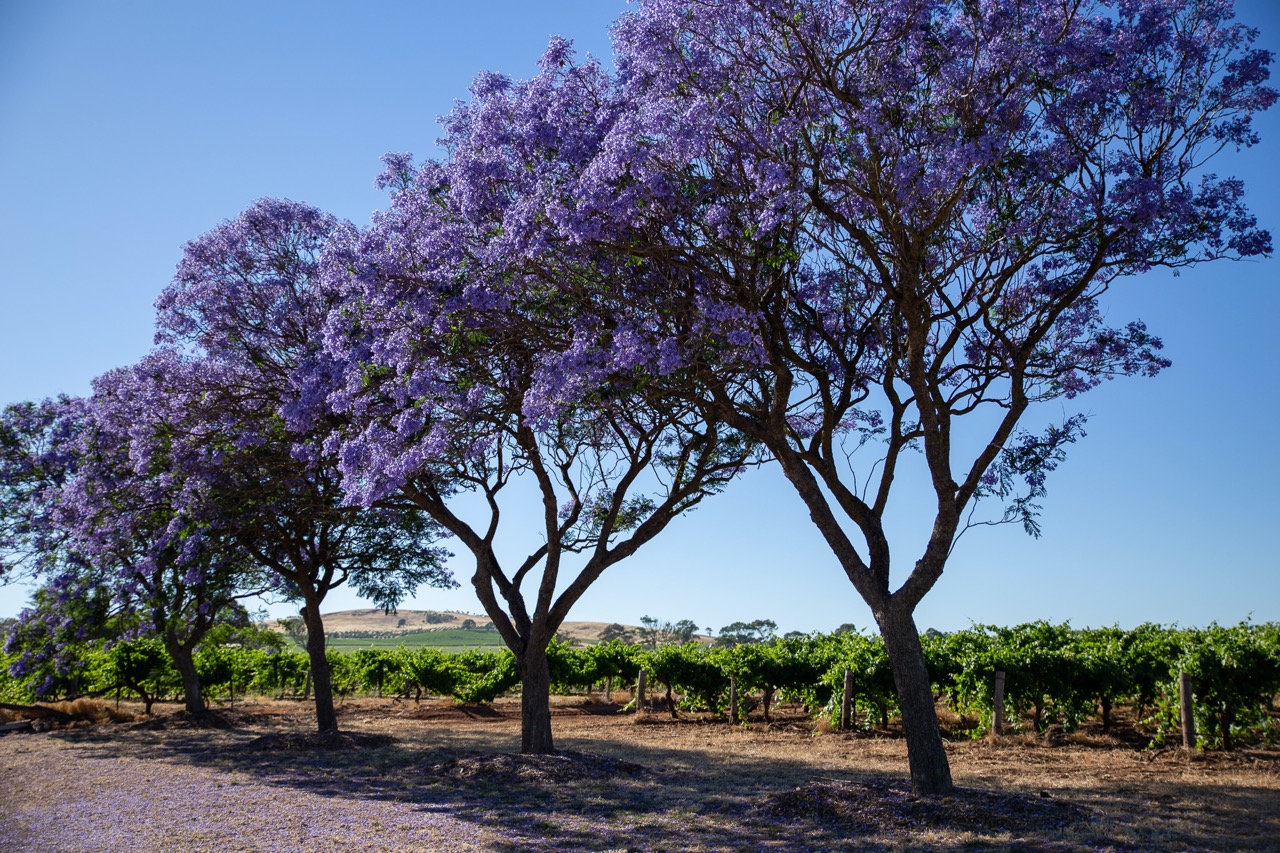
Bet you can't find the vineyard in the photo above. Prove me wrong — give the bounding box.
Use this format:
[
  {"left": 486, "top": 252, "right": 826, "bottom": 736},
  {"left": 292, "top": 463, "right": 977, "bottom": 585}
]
[
  {"left": 322, "top": 628, "right": 506, "bottom": 652},
  {"left": 6, "top": 620, "right": 1278, "bottom": 751}
]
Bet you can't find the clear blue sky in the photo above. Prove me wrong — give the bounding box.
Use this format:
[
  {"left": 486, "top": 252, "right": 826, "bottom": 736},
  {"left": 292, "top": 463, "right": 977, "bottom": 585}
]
[{"left": 2, "top": 0, "right": 1277, "bottom": 634}]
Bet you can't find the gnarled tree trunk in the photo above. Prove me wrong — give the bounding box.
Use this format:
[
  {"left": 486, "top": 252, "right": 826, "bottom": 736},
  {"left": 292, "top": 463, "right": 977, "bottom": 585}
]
[
  {"left": 518, "top": 646, "right": 554, "bottom": 753},
  {"left": 301, "top": 602, "right": 338, "bottom": 733},
  {"left": 167, "top": 643, "right": 206, "bottom": 715},
  {"left": 877, "top": 606, "right": 954, "bottom": 796}
]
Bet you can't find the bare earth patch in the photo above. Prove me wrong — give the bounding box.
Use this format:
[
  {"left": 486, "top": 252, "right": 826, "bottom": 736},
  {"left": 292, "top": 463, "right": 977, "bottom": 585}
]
[
  {"left": 244, "top": 731, "right": 397, "bottom": 752},
  {"left": 1, "top": 696, "right": 1277, "bottom": 851},
  {"left": 126, "top": 709, "right": 239, "bottom": 731},
  {"left": 432, "top": 750, "right": 648, "bottom": 784},
  {"left": 760, "top": 779, "right": 1091, "bottom": 835}
]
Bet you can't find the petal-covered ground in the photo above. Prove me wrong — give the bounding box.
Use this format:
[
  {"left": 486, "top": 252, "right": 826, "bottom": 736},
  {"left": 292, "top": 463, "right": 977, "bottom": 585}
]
[{"left": 1, "top": 697, "right": 1277, "bottom": 852}]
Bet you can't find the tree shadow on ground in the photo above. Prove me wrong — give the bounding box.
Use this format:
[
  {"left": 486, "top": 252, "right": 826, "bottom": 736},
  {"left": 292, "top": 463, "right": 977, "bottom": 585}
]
[
  {"left": 1039, "top": 760, "right": 1280, "bottom": 853},
  {"left": 44, "top": 711, "right": 1275, "bottom": 853}
]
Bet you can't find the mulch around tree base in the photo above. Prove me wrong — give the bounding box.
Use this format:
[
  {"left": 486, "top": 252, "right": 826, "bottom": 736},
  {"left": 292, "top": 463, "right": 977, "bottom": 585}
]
[
  {"left": 759, "top": 779, "right": 1093, "bottom": 835},
  {"left": 244, "top": 730, "right": 398, "bottom": 751},
  {"left": 431, "top": 750, "right": 649, "bottom": 784},
  {"left": 126, "top": 709, "right": 238, "bottom": 731}
]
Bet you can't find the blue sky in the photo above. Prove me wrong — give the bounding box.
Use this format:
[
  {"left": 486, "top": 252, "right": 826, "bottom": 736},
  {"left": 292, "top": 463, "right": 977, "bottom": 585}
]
[{"left": 1, "top": 0, "right": 1277, "bottom": 634}]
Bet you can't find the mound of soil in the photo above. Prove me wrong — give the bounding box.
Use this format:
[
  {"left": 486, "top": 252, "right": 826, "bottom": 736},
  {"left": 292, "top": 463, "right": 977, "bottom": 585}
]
[
  {"left": 431, "top": 750, "right": 648, "bottom": 784},
  {"left": 127, "top": 710, "right": 239, "bottom": 731},
  {"left": 760, "top": 779, "right": 1092, "bottom": 834},
  {"left": 244, "top": 731, "right": 397, "bottom": 752}
]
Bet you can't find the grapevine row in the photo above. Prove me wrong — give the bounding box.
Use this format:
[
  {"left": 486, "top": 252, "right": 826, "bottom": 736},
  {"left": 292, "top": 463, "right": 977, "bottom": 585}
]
[{"left": 3, "top": 621, "right": 1276, "bottom": 749}]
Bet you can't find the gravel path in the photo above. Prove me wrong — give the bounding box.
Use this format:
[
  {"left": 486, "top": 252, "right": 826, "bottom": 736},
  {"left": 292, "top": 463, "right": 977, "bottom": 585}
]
[{"left": 0, "top": 732, "right": 496, "bottom": 853}]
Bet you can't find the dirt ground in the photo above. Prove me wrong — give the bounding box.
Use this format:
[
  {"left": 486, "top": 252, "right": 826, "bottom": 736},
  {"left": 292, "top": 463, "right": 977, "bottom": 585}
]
[{"left": 2, "top": 695, "right": 1278, "bottom": 852}]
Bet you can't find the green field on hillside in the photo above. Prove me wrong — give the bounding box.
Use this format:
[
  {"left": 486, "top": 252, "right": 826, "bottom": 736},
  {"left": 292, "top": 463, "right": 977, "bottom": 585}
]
[{"left": 307, "top": 629, "right": 508, "bottom": 652}]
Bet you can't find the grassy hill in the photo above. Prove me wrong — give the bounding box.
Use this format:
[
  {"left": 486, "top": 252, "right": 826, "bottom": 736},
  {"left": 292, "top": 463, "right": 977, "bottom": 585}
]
[
  {"left": 322, "top": 629, "right": 507, "bottom": 651},
  {"left": 264, "top": 609, "right": 696, "bottom": 652}
]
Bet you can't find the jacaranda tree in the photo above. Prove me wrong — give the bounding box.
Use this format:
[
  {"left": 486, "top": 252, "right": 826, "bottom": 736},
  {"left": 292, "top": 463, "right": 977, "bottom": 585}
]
[
  {"left": 319, "top": 127, "right": 759, "bottom": 752},
  {"left": 0, "top": 359, "right": 265, "bottom": 713},
  {"left": 1, "top": 397, "right": 116, "bottom": 699},
  {"left": 439, "top": 0, "right": 1274, "bottom": 792},
  {"left": 154, "top": 198, "right": 456, "bottom": 733},
  {"left": 53, "top": 355, "right": 272, "bottom": 713},
  {"left": 608, "top": 0, "right": 1274, "bottom": 794}
]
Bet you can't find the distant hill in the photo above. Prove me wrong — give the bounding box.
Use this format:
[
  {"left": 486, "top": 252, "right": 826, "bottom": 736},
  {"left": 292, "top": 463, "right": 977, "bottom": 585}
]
[
  {"left": 307, "top": 608, "right": 486, "bottom": 633},
  {"left": 265, "top": 608, "right": 709, "bottom": 646}
]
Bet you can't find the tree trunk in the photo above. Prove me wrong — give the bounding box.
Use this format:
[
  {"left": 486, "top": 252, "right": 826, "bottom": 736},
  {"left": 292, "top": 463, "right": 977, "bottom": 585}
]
[
  {"left": 1100, "top": 694, "right": 1112, "bottom": 733},
  {"left": 519, "top": 647, "right": 554, "bottom": 754},
  {"left": 168, "top": 644, "right": 206, "bottom": 715},
  {"left": 301, "top": 603, "right": 338, "bottom": 733},
  {"left": 877, "top": 608, "right": 954, "bottom": 796}
]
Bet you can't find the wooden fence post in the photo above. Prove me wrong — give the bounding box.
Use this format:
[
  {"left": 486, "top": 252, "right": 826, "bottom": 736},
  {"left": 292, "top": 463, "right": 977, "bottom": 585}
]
[
  {"left": 992, "top": 670, "right": 1006, "bottom": 738},
  {"left": 840, "top": 669, "right": 854, "bottom": 731},
  {"left": 1179, "top": 671, "right": 1196, "bottom": 750},
  {"left": 729, "top": 675, "right": 739, "bottom": 725},
  {"left": 636, "top": 670, "right": 647, "bottom": 714}
]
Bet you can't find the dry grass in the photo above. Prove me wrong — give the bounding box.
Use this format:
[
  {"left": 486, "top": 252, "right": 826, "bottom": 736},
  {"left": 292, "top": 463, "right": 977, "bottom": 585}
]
[
  {"left": 2, "top": 695, "right": 1278, "bottom": 851},
  {"left": 0, "top": 697, "right": 139, "bottom": 727},
  {"left": 299, "top": 608, "right": 487, "bottom": 633},
  {"left": 318, "top": 695, "right": 1280, "bottom": 850}
]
